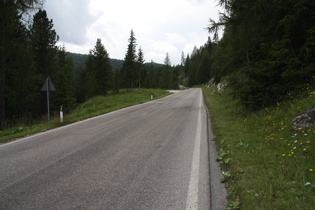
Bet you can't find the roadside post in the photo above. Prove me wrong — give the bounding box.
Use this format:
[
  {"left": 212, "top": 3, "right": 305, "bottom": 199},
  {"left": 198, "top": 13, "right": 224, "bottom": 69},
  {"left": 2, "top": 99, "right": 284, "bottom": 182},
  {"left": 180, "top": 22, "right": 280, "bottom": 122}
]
[
  {"left": 60, "top": 106, "right": 63, "bottom": 123},
  {"left": 41, "top": 77, "right": 55, "bottom": 122}
]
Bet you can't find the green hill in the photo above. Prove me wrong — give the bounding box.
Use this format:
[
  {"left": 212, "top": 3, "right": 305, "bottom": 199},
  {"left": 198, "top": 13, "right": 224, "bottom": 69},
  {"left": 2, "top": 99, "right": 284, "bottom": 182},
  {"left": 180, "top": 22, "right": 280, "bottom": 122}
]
[{"left": 67, "top": 52, "right": 163, "bottom": 71}]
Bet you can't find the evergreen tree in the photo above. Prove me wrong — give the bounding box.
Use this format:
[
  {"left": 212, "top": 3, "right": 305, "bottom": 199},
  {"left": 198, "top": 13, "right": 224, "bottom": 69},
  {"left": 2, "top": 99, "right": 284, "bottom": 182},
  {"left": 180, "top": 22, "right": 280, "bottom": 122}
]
[
  {"left": 81, "top": 39, "right": 112, "bottom": 98},
  {"left": 207, "top": 0, "right": 315, "bottom": 109},
  {"left": 92, "top": 38, "right": 112, "bottom": 95},
  {"left": 144, "top": 61, "right": 157, "bottom": 88},
  {"left": 53, "top": 46, "right": 76, "bottom": 113},
  {"left": 122, "top": 30, "right": 137, "bottom": 88},
  {"left": 137, "top": 47, "right": 145, "bottom": 88},
  {"left": 29, "top": 9, "right": 59, "bottom": 79},
  {"left": 0, "top": 0, "right": 43, "bottom": 129},
  {"left": 29, "top": 9, "right": 59, "bottom": 114},
  {"left": 84, "top": 51, "right": 97, "bottom": 99},
  {"left": 112, "top": 68, "right": 121, "bottom": 94},
  {"left": 159, "top": 53, "right": 177, "bottom": 89},
  {"left": 164, "top": 52, "right": 171, "bottom": 66},
  {"left": 5, "top": 14, "right": 38, "bottom": 121}
]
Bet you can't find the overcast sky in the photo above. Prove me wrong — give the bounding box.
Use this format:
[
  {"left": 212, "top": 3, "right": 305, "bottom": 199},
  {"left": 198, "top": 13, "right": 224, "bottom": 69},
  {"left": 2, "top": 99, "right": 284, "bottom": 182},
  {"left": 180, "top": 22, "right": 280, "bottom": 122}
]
[{"left": 43, "top": 0, "right": 221, "bottom": 65}]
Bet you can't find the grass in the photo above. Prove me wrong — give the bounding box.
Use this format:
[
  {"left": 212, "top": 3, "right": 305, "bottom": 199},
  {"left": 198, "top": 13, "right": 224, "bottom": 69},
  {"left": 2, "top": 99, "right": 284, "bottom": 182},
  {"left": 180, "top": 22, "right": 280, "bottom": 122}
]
[
  {"left": 0, "top": 89, "right": 170, "bottom": 143},
  {"left": 203, "top": 84, "right": 315, "bottom": 209}
]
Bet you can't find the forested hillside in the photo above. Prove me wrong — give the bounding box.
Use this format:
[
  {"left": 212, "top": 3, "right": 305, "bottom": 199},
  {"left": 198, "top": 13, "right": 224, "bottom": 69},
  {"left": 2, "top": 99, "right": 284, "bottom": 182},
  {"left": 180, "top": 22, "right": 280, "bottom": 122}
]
[
  {"left": 2, "top": 0, "right": 313, "bottom": 129},
  {"left": 68, "top": 52, "right": 163, "bottom": 73},
  {"left": 68, "top": 53, "right": 124, "bottom": 71},
  {"left": 185, "top": 0, "right": 315, "bottom": 110},
  {"left": 0, "top": 2, "right": 179, "bottom": 129}
]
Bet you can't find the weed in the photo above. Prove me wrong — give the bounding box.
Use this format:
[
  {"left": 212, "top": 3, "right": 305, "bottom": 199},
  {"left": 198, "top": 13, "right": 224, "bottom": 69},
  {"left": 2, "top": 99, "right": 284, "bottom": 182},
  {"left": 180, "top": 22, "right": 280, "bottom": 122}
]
[
  {"left": 203, "top": 84, "right": 315, "bottom": 209},
  {"left": 0, "top": 89, "right": 170, "bottom": 143}
]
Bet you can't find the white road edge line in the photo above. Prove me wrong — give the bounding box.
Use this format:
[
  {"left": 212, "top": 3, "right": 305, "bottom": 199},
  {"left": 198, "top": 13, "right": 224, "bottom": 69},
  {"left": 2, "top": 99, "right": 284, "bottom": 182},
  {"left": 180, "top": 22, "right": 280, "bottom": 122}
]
[{"left": 186, "top": 90, "right": 202, "bottom": 210}]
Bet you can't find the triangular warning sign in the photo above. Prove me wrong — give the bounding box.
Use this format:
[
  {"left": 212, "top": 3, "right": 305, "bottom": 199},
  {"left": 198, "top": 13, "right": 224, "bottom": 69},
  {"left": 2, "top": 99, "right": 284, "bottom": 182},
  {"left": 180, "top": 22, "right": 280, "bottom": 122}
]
[{"left": 41, "top": 77, "right": 56, "bottom": 91}]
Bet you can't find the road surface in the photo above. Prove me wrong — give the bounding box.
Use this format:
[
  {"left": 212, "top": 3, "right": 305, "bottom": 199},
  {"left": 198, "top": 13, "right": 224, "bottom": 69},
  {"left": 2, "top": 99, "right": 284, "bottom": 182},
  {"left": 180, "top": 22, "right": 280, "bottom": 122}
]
[{"left": 0, "top": 88, "right": 226, "bottom": 209}]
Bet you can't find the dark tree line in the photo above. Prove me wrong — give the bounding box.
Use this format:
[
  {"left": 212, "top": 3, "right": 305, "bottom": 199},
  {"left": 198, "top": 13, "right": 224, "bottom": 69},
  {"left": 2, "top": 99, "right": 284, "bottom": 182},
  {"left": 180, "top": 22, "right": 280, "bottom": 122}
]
[
  {"left": 0, "top": 2, "right": 179, "bottom": 129},
  {"left": 76, "top": 30, "right": 180, "bottom": 102},
  {"left": 183, "top": 38, "right": 215, "bottom": 87},
  {"left": 0, "top": 1, "right": 67, "bottom": 129},
  {"left": 183, "top": 0, "right": 315, "bottom": 110}
]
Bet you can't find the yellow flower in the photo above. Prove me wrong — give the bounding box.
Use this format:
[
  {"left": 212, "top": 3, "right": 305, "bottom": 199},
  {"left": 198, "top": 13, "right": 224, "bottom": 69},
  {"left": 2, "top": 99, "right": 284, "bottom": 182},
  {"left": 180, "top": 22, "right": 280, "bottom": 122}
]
[
  {"left": 291, "top": 152, "right": 294, "bottom": 155},
  {"left": 306, "top": 141, "right": 311, "bottom": 144},
  {"left": 289, "top": 154, "right": 292, "bottom": 157},
  {"left": 303, "top": 148, "right": 307, "bottom": 151},
  {"left": 282, "top": 154, "right": 286, "bottom": 157},
  {"left": 310, "top": 169, "right": 313, "bottom": 172}
]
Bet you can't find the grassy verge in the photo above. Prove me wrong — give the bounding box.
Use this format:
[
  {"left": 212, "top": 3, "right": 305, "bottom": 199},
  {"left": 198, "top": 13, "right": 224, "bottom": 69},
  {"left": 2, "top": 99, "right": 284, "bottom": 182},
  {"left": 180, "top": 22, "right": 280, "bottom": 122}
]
[
  {"left": 203, "top": 85, "right": 315, "bottom": 209},
  {"left": 0, "top": 89, "right": 170, "bottom": 143}
]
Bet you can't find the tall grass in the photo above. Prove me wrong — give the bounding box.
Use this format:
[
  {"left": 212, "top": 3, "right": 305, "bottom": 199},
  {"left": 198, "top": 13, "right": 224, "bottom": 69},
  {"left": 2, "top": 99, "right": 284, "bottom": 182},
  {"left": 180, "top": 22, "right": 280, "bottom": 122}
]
[
  {"left": 203, "top": 84, "right": 315, "bottom": 209},
  {"left": 68, "top": 89, "right": 169, "bottom": 121},
  {"left": 0, "top": 89, "right": 170, "bottom": 143}
]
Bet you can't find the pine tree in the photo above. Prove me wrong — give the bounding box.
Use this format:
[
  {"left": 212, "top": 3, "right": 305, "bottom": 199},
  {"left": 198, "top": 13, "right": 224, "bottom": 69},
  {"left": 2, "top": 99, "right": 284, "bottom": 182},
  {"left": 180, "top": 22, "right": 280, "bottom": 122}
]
[
  {"left": 144, "top": 61, "right": 157, "bottom": 88},
  {"left": 53, "top": 46, "right": 76, "bottom": 113},
  {"left": 5, "top": 15, "right": 38, "bottom": 120},
  {"left": 0, "top": 0, "right": 43, "bottom": 129},
  {"left": 29, "top": 9, "right": 59, "bottom": 114},
  {"left": 92, "top": 38, "right": 112, "bottom": 95},
  {"left": 112, "top": 68, "right": 121, "bottom": 94},
  {"left": 122, "top": 30, "right": 137, "bottom": 88},
  {"left": 82, "top": 39, "right": 112, "bottom": 98},
  {"left": 30, "top": 9, "right": 59, "bottom": 79},
  {"left": 137, "top": 47, "right": 145, "bottom": 88},
  {"left": 159, "top": 53, "right": 177, "bottom": 89},
  {"left": 207, "top": 0, "right": 315, "bottom": 109}
]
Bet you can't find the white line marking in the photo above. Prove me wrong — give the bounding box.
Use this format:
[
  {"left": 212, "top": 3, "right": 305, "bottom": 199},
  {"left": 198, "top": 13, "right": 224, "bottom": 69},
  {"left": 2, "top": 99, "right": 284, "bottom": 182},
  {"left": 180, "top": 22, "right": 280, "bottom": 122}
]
[{"left": 186, "top": 90, "right": 202, "bottom": 210}]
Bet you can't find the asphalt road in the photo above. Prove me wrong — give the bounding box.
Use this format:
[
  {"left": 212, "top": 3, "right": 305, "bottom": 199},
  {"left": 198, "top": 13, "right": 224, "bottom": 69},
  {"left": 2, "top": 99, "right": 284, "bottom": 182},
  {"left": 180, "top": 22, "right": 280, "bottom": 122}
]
[{"left": 0, "top": 88, "right": 226, "bottom": 209}]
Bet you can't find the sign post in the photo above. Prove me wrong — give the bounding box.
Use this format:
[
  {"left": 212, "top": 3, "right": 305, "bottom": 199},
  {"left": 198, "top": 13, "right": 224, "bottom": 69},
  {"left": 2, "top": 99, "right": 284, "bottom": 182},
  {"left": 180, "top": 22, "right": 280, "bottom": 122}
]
[{"left": 41, "top": 77, "right": 55, "bottom": 122}]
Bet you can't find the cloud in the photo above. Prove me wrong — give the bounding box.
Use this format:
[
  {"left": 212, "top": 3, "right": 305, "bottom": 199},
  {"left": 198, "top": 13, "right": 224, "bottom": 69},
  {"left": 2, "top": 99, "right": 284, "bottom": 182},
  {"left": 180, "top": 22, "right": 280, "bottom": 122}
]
[
  {"left": 44, "top": 0, "right": 220, "bottom": 64},
  {"left": 44, "top": 0, "right": 97, "bottom": 45}
]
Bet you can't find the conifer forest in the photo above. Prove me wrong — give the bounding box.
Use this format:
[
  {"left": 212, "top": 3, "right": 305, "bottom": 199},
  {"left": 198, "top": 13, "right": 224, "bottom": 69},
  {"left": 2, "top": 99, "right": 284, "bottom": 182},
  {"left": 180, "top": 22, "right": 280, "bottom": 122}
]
[{"left": 1, "top": 0, "right": 315, "bottom": 129}]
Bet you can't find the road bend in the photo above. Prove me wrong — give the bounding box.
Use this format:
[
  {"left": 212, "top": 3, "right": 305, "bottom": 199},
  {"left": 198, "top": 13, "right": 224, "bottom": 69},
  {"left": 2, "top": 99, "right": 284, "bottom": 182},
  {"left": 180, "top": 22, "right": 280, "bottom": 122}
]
[{"left": 0, "top": 88, "right": 214, "bottom": 209}]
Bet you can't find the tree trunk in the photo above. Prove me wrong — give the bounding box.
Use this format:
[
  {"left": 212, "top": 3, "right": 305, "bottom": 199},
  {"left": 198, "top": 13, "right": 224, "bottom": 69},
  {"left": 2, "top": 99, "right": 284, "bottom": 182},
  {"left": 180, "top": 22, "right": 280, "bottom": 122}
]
[
  {"left": 0, "top": 58, "right": 5, "bottom": 130},
  {"left": 0, "top": 2, "right": 5, "bottom": 130}
]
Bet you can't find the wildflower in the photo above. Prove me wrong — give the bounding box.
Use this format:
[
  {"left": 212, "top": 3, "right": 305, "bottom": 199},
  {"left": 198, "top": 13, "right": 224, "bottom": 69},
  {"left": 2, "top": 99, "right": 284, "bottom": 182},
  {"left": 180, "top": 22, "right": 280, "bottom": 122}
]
[
  {"left": 294, "top": 140, "right": 298, "bottom": 143},
  {"left": 289, "top": 154, "right": 292, "bottom": 157},
  {"left": 310, "top": 169, "right": 313, "bottom": 172},
  {"left": 306, "top": 141, "right": 311, "bottom": 144},
  {"left": 305, "top": 182, "right": 311, "bottom": 186},
  {"left": 288, "top": 143, "right": 291, "bottom": 146},
  {"left": 282, "top": 154, "right": 286, "bottom": 157},
  {"left": 291, "top": 152, "right": 294, "bottom": 155},
  {"left": 303, "top": 148, "right": 307, "bottom": 151},
  {"left": 293, "top": 147, "right": 296, "bottom": 149}
]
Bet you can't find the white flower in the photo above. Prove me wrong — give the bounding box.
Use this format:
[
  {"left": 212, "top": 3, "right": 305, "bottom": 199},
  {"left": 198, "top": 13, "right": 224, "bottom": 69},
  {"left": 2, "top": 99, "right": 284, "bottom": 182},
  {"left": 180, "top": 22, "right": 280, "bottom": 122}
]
[{"left": 305, "top": 182, "right": 311, "bottom": 186}]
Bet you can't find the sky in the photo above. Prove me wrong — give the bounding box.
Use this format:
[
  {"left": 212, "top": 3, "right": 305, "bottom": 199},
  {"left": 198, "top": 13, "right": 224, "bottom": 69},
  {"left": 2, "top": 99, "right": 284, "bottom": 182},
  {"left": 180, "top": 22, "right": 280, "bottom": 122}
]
[{"left": 43, "top": 0, "right": 221, "bottom": 65}]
